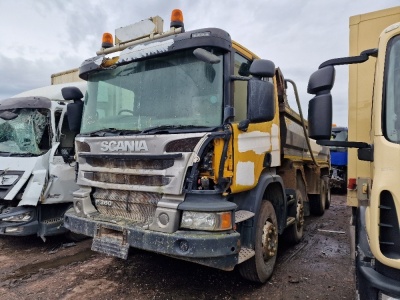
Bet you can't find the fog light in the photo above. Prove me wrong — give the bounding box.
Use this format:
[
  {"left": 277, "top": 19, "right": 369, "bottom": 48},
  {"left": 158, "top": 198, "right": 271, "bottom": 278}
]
[
  {"left": 75, "top": 200, "right": 83, "bottom": 214},
  {"left": 158, "top": 213, "right": 169, "bottom": 227},
  {"left": 5, "top": 226, "right": 24, "bottom": 233},
  {"left": 180, "top": 211, "right": 232, "bottom": 231}
]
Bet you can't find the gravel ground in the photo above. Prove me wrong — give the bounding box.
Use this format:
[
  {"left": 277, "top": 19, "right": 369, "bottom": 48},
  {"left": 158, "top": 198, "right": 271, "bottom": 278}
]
[{"left": 0, "top": 193, "right": 354, "bottom": 300}]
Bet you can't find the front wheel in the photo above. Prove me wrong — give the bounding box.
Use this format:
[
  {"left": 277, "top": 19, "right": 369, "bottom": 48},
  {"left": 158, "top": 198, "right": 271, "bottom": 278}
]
[{"left": 238, "top": 201, "right": 278, "bottom": 283}]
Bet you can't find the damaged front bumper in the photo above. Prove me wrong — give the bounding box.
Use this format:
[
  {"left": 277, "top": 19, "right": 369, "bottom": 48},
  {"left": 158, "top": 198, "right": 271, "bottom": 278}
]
[
  {"left": 0, "top": 206, "right": 38, "bottom": 236},
  {"left": 64, "top": 209, "right": 241, "bottom": 271},
  {"left": 0, "top": 206, "right": 68, "bottom": 237}
]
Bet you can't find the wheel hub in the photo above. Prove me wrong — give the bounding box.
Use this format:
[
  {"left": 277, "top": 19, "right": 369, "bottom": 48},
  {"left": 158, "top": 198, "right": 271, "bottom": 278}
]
[
  {"left": 296, "top": 201, "right": 304, "bottom": 230},
  {"left": 261, "top": 220, "right": 278, "bottom": 260}
]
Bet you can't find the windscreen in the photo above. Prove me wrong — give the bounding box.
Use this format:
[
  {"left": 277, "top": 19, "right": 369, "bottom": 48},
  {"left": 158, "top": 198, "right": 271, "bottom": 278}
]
[
  {"left": 384, "top": 36, "right": 400, "bottom": 143},
  {"left": 0, "top": 109, "right": 48, "bottom": 155},
  {"left": 81, "top": 48, "right": 223, "bottom": 134}
]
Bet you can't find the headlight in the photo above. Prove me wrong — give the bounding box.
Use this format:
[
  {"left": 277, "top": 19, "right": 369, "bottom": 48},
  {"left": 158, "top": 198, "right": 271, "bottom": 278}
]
[
  {"left": 2, "top": 211, "right": 33, "bottom": 222},
  {"left": 180, "top": 211, "right": 232, "bottom": 231}
]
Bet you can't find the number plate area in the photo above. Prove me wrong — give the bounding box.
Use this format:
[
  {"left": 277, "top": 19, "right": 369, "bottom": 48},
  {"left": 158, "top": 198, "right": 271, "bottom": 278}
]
[{"left": 91, "top": 225, "right": 129, "bottom": 259}]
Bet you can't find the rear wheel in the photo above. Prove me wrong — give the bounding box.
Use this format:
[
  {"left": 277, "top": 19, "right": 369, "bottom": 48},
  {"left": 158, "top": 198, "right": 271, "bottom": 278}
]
[
  {"left": 323, "top": 176, "right": 331, "bottom": 209},
  {"left": 284, "top": 190, "right": 304, "bottom": 244},
  {"left": 239, "top": 201, "right": 278, "bottom": 283},
  {"left": 309, "top": 178, "right": 328, "bottom": 216}
]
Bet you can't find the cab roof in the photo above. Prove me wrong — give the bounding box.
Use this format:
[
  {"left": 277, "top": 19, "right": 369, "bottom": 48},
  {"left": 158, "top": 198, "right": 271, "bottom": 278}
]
[{"left": 12, "top": 81, "right": 86, "bottom": 101}]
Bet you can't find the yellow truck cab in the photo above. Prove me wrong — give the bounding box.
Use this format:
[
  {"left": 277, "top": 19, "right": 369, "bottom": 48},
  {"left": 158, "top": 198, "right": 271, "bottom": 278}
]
[{"left": 307, "top": 6, "right": 400, "bottom": 299}]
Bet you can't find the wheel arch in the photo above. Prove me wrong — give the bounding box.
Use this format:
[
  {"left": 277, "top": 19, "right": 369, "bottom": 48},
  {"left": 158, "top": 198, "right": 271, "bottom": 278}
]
[{"left": 235, "top": 171, "right": 287, "bottom": 248}]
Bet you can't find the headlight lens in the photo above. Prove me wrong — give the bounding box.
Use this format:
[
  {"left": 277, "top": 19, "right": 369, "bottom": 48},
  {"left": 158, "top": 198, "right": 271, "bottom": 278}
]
[
  {"left": 2, "top": 211, "right": 33, "bottom": 222},
  {"left": 180, "top": 211, "right": 232, "bottom": 231}
]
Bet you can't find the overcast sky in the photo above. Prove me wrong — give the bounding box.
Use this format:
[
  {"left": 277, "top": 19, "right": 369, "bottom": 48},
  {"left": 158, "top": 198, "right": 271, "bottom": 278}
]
[{"left": 0, "top": 0, "right": 399, "bottom": 126}]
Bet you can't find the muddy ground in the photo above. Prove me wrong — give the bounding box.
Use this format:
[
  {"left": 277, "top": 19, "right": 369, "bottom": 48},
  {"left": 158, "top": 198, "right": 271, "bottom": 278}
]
[{"left": 0, "top": 194, "right": 354, "bottom": 300}]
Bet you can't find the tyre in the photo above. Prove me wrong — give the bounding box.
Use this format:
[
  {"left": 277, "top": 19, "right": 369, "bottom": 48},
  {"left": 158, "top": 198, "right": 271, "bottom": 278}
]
[
  {"left": 238, "top": 201, "right": 278, "bottom": 283},
  {"left": 284, "top": 190, "right": 304, "bottom": 244},
  {"left": 309, "top": 178, "right": 328, "bottom": 216},
  {"left": 323, "top": 176, "right": 331, "bottom": 210}
]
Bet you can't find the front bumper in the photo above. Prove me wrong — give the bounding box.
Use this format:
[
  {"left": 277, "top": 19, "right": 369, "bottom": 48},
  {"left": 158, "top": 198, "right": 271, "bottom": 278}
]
[
  {"left": 64, "top": 210, "right": 241, "bottom": 271},
  {"left": 359, "top": 264, "right": 400, "bottom": 298},
  {"left": 0, "top": 206, "right": 68, "bottom": 237},
  {"left": 0, "top": 206, "right": 38, "bottom": 236}
]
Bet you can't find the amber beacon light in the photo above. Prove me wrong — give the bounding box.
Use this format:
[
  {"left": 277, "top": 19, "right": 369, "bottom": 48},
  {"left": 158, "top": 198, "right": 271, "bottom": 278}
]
[
  {"left": 102, "top": 32, "right": 114, "bottom": 48},
  {"left": 170, "top": 9, "right": 184, "bottom": 31}
]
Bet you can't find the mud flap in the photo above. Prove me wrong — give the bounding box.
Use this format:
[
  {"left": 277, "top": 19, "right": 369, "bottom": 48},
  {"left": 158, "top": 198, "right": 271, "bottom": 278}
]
[{"left": 91, "top": 225, "right": 129, "bottom": 259}]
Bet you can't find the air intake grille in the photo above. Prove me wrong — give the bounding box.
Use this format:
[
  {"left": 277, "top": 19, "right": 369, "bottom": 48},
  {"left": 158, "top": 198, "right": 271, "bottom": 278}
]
[
  {"left": 379, "top": 191, "right": 400, "bottom": 259},
  {"left": 86, "top": 172, "right": 170, "bottom": 186},
  {"left": 93, "top": 188, "right": 161, "bottom": 224},
  {"left": 85, "top": 157, "right": 174, "bottom": 170}
]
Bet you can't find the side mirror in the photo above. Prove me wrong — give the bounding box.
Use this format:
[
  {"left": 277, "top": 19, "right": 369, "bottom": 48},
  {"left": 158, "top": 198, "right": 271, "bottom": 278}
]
[
  {"left": 247, "top": 59, "right": 275, "bottom": 123},
  {"left": 247, "top": 79, "right": 275, "bottom": 123},
  {"left": 62, "top": 86, "right": 84, "bottom": 101},
  {"left": 62, "top": 86, "right": 84, "bottom": 133},
  {"left": 307, "top": 66, "right": 335, "bottom": 140},
  {"left": 308, "top": 94, "right": 332, "bottom": 139},
  {"left": 249, "top": 59, "right": 275, "bottom": 78},
  {"left": 66, "top": 101, "right": 83, "bottom": 133}
]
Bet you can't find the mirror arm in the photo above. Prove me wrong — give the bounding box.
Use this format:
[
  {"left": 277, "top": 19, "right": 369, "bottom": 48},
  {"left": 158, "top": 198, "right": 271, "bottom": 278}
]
[
  {"left": 230, "top": 75, "right": 249, "bottom": 81},
  {"left": 316, "top": 140, "right": 370, "bottom": 148},
  {"left": 238, "top": 119, "right": 250, "bottom": 132}
]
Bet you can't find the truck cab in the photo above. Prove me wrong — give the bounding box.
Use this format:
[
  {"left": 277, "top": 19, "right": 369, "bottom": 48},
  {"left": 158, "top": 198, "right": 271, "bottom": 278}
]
[
  {"left": 0, "top": 82, "right": 86, "bottom": 239},
  {"left": 306, "top": 7, "right": 400, "bottom": 299},
  {"left": 64, "top": 10, "right": 330, "bottom": 283}
]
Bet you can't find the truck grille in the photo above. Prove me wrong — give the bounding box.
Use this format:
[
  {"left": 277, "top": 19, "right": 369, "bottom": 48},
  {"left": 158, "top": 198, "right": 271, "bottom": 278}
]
[
  {"left": 85, "top": 157, "right": 174, "bottom": 170},
  {"left": 379, "top": 191, "right": 400, "bottom": 259},
  {"left": 85, "top": 172, "right": 170, "bottom": 186},
  {"left": 93, "top": 188, "right": 161, "bottom": 224}
]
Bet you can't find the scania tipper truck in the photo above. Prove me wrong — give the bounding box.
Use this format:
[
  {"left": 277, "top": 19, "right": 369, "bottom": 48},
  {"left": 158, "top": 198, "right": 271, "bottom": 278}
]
[
  {"left": 63, "top": 10, "right": 330, "bottom": 283},
  {"left": 0, "top": 80, "right": 85, "bottom": 240},
  {"left": 306, "top": 6, "right": 400, "bottom": 299}
]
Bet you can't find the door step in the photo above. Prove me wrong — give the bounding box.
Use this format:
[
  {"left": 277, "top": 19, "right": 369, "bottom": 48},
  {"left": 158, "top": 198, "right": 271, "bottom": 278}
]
[
  {"left": 238, "top": 247, "right": 255, "bottom": 264},
  {"left": 235, "top": 210, "right": 255, "bottom": 223}
]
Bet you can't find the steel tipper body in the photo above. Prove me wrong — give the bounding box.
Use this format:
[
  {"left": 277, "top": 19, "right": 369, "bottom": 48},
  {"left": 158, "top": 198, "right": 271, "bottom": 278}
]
[
  {"left": 0, "top": 82, "right": 86, "bottom": 239},
  {"left": 306, "top": 6, "right": 400, "bottom": 299},
  {"left": 64, "top": 11, "right": 330, "bottom": 283}
]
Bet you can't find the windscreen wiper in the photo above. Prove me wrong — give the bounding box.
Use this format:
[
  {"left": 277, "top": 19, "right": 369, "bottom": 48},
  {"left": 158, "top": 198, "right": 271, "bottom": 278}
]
[
  {"left": 84, "top": 128, "right": 141, "bottom": 137},
  {"left": 9, "top": 153, "right": 37, "bottom": 157},
  {"left": 141, "top": 125, "right": 213, "bottom": 134}
]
